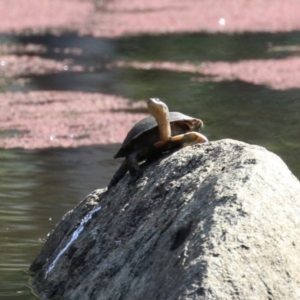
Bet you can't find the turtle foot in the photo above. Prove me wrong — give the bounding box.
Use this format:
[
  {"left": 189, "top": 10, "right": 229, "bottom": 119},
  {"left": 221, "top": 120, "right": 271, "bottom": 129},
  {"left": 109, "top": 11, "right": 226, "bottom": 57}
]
[{"left": 129, "top": 168, "right": 143, "bottom": 184}]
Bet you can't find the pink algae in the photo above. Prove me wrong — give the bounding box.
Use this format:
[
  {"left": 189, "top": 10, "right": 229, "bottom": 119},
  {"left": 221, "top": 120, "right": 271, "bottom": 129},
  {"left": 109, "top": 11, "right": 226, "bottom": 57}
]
[
  {"left": 0, "top": 55, "right": 83, "bottom": 78},
  {"left": 1, "top": 0, "right": 300, "bottom": 36},
  {"left": 196, "top": 58, "right": 300, "bottom": 90},
  {"left": 0, "top": 92, "right": 147, "bottom": 149},
  {"left": 1, "top": 0, "right": 300, "bottom": 149},
  {"left": 85, "top": 0, "right": 300, "bottom": 37},
  {"left": 111, "top": 58, "right": 300, "bottom": 90},
  {"left": 0, "top": 0, "right": 92, "bottom": 34}
]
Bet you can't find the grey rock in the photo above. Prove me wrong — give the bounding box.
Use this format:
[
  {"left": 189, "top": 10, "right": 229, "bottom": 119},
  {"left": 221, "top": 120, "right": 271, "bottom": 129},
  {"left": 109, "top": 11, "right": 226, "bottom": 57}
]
[{"left": 30, "top": 139, "right": 300, "bottom": 300}]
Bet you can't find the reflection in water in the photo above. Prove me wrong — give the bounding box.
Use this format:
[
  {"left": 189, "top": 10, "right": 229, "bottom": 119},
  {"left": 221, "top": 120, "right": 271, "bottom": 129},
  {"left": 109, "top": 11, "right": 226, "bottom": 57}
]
[{"left": 0, "top": 146, "right": 119, "bottom": 299}]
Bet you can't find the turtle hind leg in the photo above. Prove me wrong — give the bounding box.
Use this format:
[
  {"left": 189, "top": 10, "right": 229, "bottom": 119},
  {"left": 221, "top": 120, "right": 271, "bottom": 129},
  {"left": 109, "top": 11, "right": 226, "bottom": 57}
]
[{"left": 107, "top": 159, "right": 129, "bottom": 190}]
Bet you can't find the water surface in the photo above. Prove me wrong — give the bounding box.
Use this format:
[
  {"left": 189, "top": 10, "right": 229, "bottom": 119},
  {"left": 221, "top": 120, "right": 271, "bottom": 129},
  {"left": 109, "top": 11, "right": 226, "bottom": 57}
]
[
  {"left": 0, "top": 146, "right": 119, "bottom": 299},
  {"left": 1, "top": 30, "right": 300, "bottom": 299}
]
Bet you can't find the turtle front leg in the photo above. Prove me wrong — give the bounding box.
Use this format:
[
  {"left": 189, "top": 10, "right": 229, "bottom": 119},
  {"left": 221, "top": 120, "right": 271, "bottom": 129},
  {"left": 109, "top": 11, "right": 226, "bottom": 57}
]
[
  {"left": 108, "top": 159, "right": 129, "bottom": 189},
  {"left": 160, "top": 131, "right": 208, "bottom": 152},
  {"left": 170, "top": 131, "right": 208, "bottom": 146},
  {"left": 155, "top": 132, "right": 208, "bottom": 151},
  {"left": 127, "top": 150, "right": 143, "bottom": 178}
]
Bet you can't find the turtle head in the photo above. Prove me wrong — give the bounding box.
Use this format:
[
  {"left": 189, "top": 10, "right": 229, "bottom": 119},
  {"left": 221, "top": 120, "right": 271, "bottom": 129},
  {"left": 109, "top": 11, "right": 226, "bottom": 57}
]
[
  {"left": 147, "top": 98, "right": 171, "bottom": 141},
  {"left": 147, "top": 98, "right": 169, "bottom": 116}
]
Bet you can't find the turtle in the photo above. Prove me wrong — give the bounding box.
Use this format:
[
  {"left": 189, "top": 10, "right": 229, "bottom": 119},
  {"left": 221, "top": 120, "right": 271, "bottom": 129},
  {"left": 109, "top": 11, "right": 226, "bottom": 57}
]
[{"left": 108, "top": 98, "right": 208, "bottom": 189}]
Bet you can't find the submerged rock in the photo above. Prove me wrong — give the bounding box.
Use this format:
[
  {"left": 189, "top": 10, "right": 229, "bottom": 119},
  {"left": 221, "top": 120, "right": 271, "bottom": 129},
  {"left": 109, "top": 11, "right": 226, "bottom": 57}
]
[{"left": 30, "top": 139, "right": 300, "bottom": 300}]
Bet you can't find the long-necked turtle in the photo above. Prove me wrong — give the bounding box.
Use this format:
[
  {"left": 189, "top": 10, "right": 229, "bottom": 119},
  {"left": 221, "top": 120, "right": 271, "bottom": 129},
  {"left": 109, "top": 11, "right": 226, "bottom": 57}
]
[{"left": 108, "top": 98, "right": 208, "bottom": 189}]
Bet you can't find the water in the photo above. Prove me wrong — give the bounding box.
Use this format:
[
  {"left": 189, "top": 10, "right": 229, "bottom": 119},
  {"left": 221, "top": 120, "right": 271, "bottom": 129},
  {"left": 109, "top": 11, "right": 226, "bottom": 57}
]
[
  {"left": 1, "top": 31, "right": 300, "bottom": 299},
  {"left": 0, "top": 146, "right": 118, "bottom": 299}
]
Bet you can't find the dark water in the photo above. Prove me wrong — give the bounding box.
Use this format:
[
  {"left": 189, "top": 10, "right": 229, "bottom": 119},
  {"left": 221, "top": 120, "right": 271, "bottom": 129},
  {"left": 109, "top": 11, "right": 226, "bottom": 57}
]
[
  {"left": 0, "top": 146, "right": 119, "bottom": 299},
  {"left": 1, "top": 31, "right": 300, "bottom": 299}
]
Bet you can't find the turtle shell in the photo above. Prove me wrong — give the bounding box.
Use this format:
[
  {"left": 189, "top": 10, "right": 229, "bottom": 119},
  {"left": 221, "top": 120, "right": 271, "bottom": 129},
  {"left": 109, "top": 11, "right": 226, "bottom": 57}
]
[{"left": 114, "top": 112, "right": 201, "bottom": 158}]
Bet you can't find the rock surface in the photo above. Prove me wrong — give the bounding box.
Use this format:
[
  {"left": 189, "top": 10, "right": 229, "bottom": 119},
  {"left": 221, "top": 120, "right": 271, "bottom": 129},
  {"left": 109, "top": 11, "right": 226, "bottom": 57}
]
[{"left": 30, "top": 139, "right": 300, "bottom": 300}]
